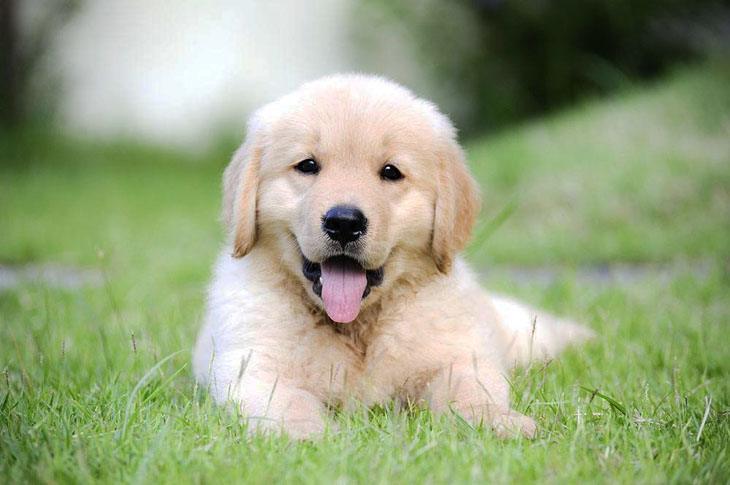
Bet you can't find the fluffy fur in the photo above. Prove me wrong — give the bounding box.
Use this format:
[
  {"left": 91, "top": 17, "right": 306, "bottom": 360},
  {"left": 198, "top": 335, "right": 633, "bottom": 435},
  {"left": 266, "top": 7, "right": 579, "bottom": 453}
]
[{"left": 193, "top": 74, "right": 593, "bottom": 439}]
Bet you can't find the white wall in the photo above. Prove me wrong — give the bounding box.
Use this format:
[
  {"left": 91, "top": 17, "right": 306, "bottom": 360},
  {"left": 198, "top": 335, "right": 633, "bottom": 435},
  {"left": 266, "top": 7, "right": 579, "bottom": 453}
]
[{"left": 53, "top": 0, "right": 362, "bottom": 148}]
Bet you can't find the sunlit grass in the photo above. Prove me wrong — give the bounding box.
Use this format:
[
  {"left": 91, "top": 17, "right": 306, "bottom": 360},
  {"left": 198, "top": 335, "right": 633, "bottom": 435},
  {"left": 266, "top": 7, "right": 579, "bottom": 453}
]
[{"left": 467, "top": 63, "right": 730, "bottom": 265}]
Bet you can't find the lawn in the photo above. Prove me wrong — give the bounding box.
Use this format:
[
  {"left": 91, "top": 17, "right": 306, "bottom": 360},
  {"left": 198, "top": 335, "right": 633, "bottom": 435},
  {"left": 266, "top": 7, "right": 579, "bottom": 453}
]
[{"left": 1, "top": 64, "right": 729, "bottom": 483}]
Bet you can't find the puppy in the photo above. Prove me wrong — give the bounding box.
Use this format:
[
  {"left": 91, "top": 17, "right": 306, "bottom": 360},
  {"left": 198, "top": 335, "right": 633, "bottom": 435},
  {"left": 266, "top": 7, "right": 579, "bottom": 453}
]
[{"left": 193, "top": 75, "right": 593, "bottom": 439}]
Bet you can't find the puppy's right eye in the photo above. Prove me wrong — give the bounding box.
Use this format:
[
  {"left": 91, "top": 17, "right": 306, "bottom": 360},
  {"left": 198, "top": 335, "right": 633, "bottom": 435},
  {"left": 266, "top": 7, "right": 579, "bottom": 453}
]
[{"left": 294, "top": 158, "right": 320, "bottom": 175}]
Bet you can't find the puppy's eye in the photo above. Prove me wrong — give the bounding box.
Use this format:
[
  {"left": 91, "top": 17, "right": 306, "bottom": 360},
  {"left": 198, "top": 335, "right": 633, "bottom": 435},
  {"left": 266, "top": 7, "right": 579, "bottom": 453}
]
[
  {"left": 294, "top": 158, "right": 319, "bottom": 175},
  {"left": 380, "top": 164, "right": 404, "bottom": 181}
]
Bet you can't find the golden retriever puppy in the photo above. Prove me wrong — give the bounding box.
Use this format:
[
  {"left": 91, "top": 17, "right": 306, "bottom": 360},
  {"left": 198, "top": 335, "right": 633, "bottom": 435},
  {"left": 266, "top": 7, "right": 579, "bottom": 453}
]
[{"left": 193, "top": 75, "right": 593, "bottom": 439}]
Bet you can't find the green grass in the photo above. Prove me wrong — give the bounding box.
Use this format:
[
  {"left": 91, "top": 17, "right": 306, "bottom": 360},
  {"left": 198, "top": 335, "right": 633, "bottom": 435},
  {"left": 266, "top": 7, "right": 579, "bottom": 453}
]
[
  {"left": 468, "top": 63, "right": 730, "bottom": 265},
  {"left": 1, "top": 64, "right": 729, "bottom": 483}
]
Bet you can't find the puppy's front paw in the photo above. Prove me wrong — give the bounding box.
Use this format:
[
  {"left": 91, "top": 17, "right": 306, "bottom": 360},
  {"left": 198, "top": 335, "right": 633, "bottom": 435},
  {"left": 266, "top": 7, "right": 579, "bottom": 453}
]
[
  {"left": 490, "top": 410, "right": 536, "bottom": 439},
  {"left": 234, "top": 381, "right": 331, "bottom": 440},
  {"left": 459, "top": 405, "right": 537, "bottom": 439},
  {"left": 281, "top": 416, "right": 329, "bottom": 440},
  {"left": 246, "top": 414, "right": 327, "bottom": 440}
]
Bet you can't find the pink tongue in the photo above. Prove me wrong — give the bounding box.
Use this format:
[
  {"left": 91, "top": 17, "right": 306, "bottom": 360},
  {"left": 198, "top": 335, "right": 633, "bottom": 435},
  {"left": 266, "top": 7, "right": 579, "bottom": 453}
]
[{"left": 321, "top": 259, "right": 367, "bottom": 323}]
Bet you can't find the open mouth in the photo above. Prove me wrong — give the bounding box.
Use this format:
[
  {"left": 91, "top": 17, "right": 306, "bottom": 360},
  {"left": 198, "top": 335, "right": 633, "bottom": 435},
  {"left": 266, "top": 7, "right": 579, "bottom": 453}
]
[{"left": 302, "top": 255, "right": 384, "bottom": 324}]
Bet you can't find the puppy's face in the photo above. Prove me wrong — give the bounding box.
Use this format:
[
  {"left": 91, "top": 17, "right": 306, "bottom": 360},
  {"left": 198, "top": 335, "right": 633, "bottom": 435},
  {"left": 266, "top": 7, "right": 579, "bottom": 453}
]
[{"left": 224, "top": 76, "right": 479, "bottom": 323}]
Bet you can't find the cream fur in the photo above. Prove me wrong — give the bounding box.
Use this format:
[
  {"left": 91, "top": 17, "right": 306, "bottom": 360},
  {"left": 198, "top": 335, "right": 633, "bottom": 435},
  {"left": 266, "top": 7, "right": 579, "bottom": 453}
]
[{"left": 193, "top": 74, "right": 593, "bottom": 440}]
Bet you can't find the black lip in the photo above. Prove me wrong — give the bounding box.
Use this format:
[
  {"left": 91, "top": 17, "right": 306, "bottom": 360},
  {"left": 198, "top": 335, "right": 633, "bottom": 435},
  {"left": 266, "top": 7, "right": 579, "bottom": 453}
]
[
  {"left": 302, "top": 258, "right": 323, "bottom": 296},
  {"left": 301, "top": 255, "right": 384, "bottom": 299}
]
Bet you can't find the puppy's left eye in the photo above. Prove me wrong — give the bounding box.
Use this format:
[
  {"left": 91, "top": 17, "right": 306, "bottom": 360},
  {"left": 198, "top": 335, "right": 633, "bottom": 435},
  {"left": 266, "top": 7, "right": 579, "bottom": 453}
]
[
  {"left": 295, "top": 158, "right": 320, "bottom": 174},
  {"left": 380, "top": 164, "right": 404, "bottom": 181}
]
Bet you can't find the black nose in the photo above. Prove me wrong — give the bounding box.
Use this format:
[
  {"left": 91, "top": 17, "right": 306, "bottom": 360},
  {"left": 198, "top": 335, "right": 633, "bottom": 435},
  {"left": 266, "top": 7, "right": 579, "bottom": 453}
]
[{"left": 322, "top": 205, "right": 367, "bottom": 246}]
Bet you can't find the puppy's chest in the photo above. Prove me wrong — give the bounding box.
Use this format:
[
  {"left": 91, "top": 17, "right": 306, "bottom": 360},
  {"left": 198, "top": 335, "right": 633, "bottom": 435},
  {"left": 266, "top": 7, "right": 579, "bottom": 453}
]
[
  {"left": 324, "top": 319, "right": 376, "bottom": 357},
  {"left": 308, "top": 315, "right": 435, "bottom": 404}
]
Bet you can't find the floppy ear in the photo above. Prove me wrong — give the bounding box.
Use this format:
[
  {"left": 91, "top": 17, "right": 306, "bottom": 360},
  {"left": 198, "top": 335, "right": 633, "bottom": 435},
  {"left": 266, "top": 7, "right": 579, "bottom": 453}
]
[
  {"left": 222, "top": 127, "right": 264, "bottom": 258},
  {"left": 432, "top": 142, "right": 481, "bottom": 273}
]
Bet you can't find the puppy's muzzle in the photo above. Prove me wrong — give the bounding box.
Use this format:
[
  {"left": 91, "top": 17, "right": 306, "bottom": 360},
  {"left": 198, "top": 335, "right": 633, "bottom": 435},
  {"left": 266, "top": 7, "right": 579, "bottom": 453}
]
[{"left": 322, "top": 205, "right": 367, "bottom": 247}]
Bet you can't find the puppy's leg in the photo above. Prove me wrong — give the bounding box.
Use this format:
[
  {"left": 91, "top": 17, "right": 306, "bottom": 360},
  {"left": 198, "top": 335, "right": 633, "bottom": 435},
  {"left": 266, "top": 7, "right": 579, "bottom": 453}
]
[
  {"left": 425, "top": 362, "right": 536, "bottom": 439},
  {"left": 204, "top": 353, "right": 329, "bottom": 440},
  {"left": 232, "top": 374, "right": 329, "bottom": 440}
]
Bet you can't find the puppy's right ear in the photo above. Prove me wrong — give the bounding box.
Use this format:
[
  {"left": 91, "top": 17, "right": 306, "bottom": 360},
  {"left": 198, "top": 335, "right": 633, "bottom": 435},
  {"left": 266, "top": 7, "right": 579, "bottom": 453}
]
[
  {"left": 431, "top": 140, "right": 480, "bottom": 273},
  {"left": 222, "top": 122, "right": 264, "bottom": 258}
]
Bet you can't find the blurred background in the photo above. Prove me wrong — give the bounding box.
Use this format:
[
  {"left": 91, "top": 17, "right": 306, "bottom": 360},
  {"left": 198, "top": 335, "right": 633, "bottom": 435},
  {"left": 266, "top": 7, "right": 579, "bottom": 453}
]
[{"left": 3, "top": 0, "right": 729, "bottom": 146}]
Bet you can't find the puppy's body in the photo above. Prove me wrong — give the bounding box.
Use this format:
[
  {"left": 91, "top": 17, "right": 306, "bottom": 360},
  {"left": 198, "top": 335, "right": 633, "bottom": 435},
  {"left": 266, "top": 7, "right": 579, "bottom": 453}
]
[{"left": 193, "top": 75, "right": 592, "bottom": 439}]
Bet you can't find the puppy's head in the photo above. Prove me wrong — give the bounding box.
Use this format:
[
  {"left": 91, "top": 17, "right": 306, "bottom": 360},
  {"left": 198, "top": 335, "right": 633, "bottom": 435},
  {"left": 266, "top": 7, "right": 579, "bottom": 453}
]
[{"left": 223, "top": 75, "right": 480, "bottom": 323}]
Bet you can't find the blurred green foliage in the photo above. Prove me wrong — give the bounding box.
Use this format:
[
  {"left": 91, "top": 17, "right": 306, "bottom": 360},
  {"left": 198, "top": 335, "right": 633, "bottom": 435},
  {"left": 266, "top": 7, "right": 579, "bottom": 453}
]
[
  {"left": 361, "top": 0, "right": 730, "bottom": 134},
  {"left": 0, "top": 0, "right": 81, "bottom": 127}
]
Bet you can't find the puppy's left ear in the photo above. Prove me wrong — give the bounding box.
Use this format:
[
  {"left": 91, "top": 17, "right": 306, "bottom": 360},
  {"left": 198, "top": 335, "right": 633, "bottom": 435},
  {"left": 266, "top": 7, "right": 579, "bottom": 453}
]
[
  {"left": 432, "top": 141, "right": 481, "bottom": 273},
  {"left": 222, "top": 122, "right": 264, "bottom": 258}
]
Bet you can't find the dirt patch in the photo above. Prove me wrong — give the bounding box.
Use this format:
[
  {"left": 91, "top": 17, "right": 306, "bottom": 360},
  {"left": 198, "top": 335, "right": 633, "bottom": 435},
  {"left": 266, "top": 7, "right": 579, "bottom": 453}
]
[
  {"left": 479, "top": 261, "right": 714, "bottom": 287},
  {"left": 0, "top": 264, "right": 103, "bottom": 290}
]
